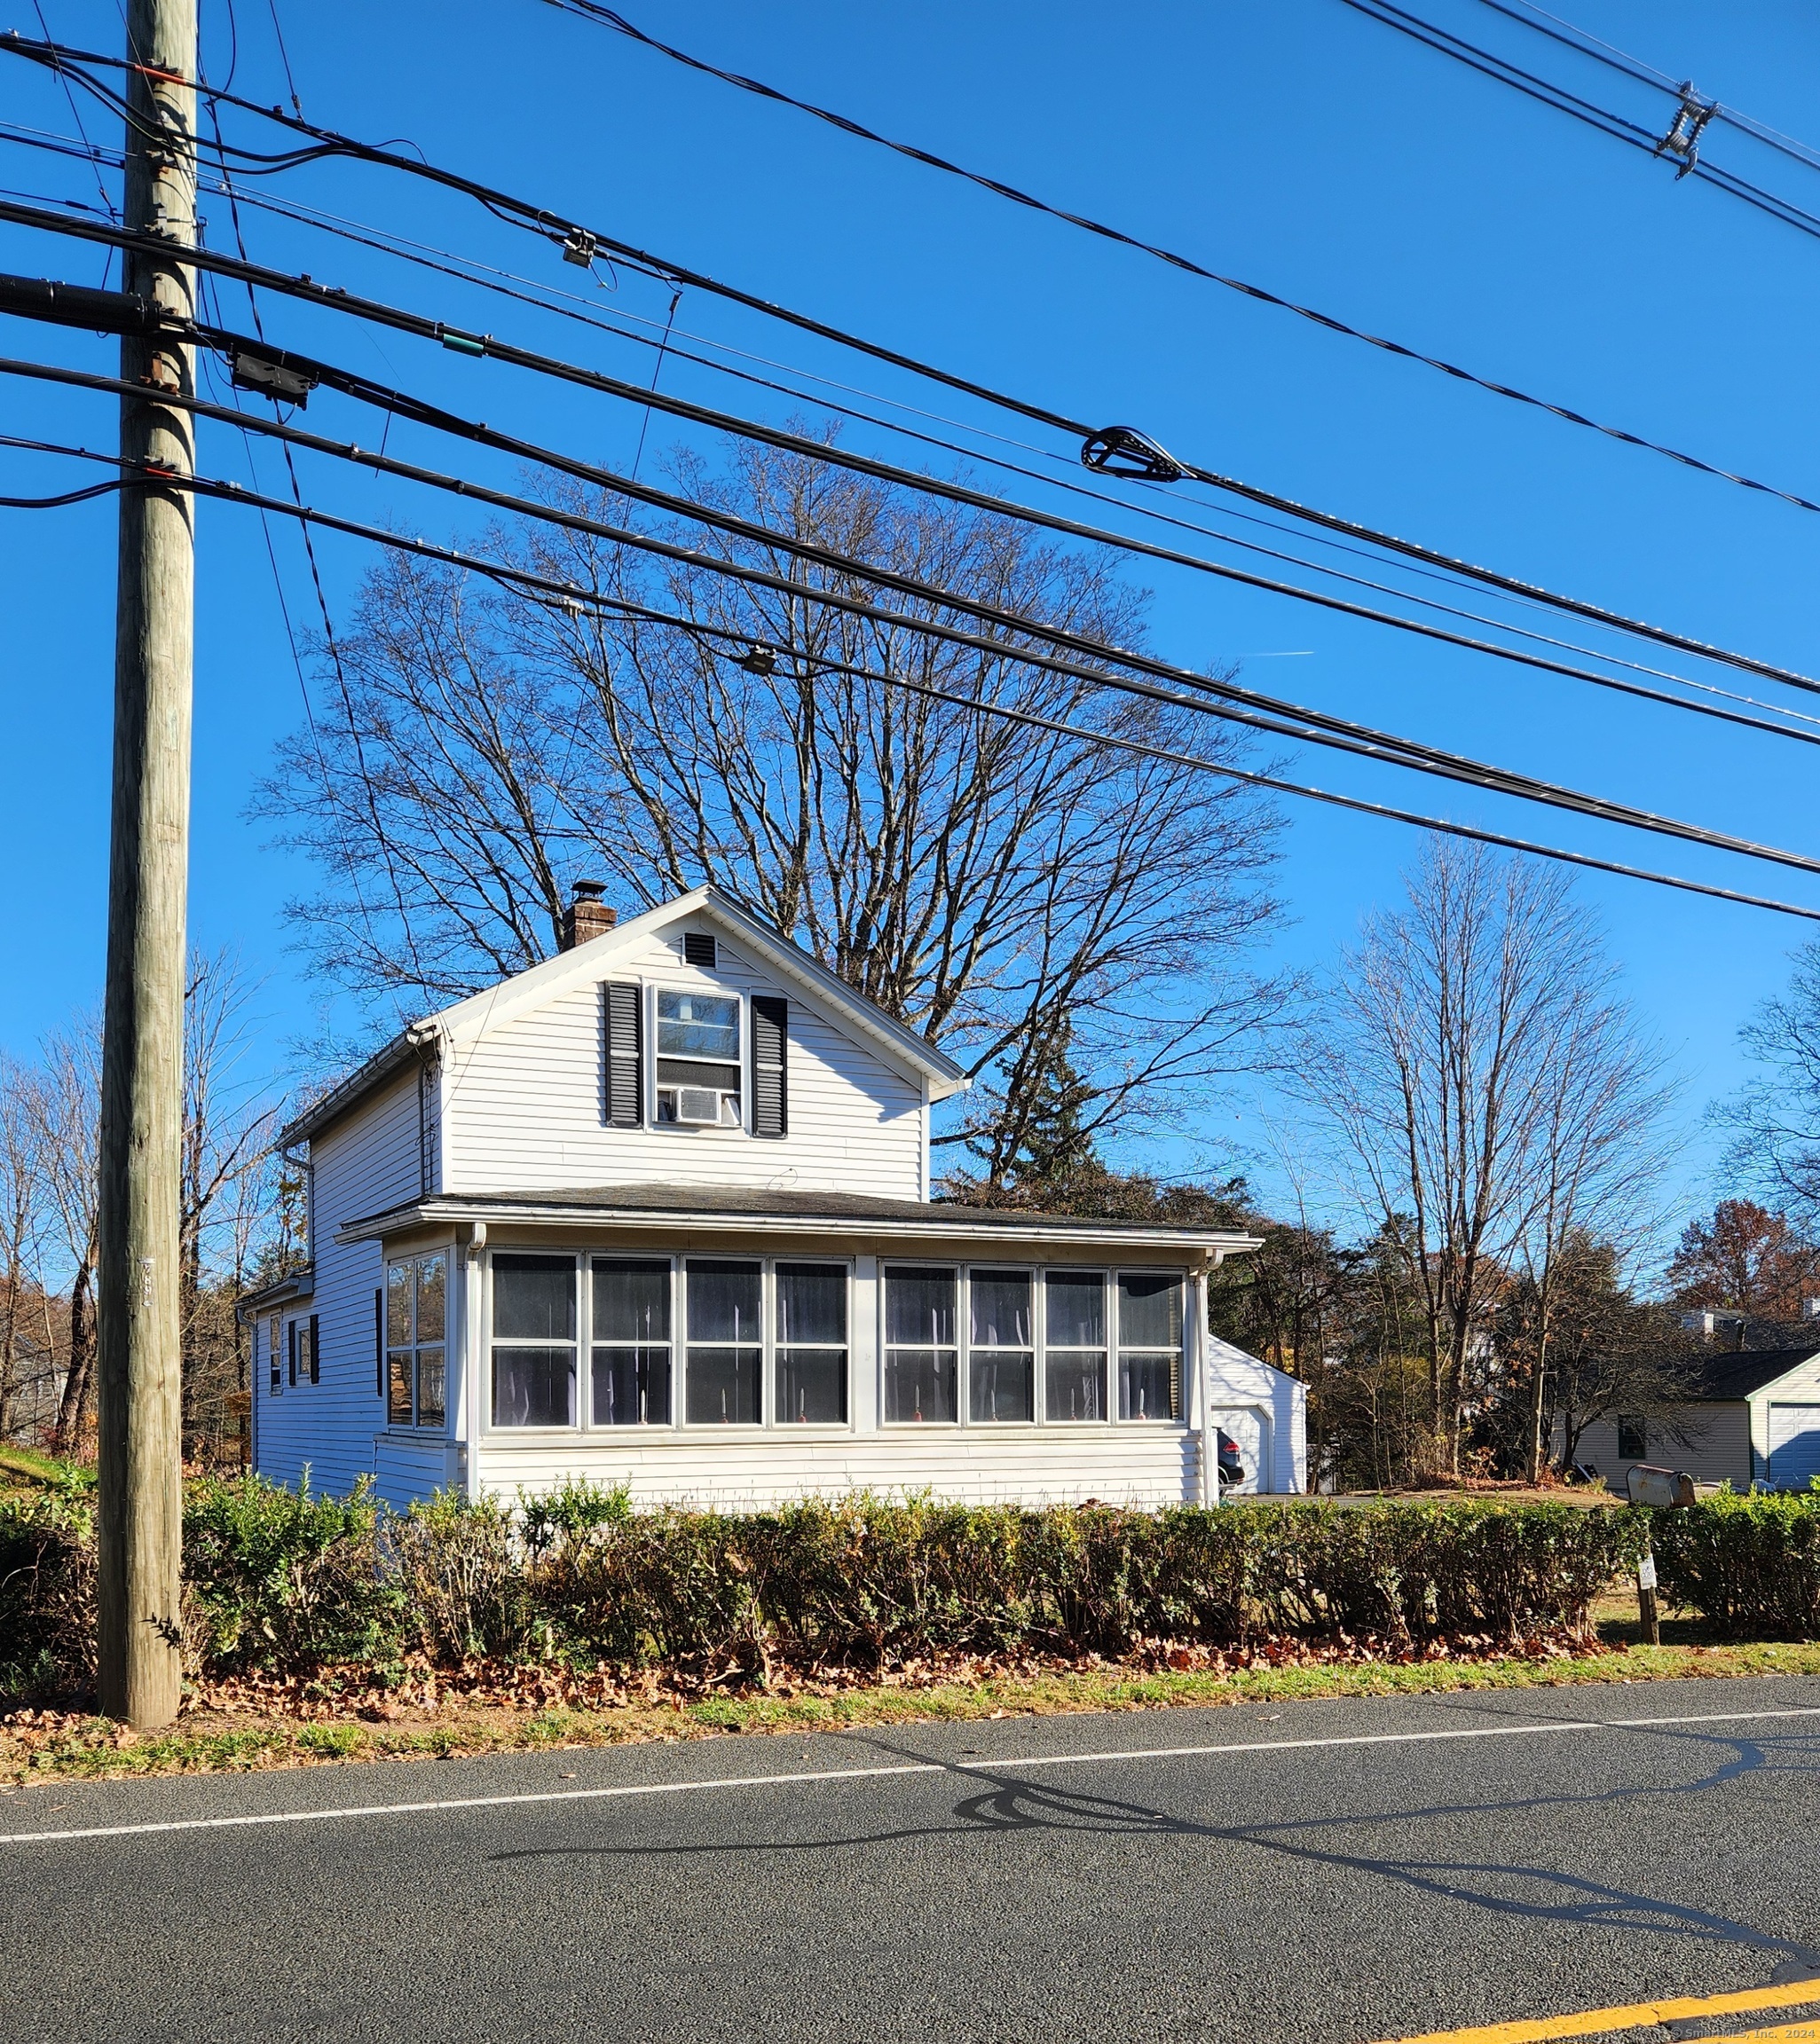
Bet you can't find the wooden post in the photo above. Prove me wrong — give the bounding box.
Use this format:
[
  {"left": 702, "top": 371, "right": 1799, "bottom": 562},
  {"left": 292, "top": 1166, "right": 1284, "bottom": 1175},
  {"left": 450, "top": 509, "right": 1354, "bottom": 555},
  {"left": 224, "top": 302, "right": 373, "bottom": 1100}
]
[
  {"left": 1637, "top": 1550, "right": 1661, "bottom": 1647},
  {"left": 95, "top": 0, "right": 197, "bottom": 1729}
]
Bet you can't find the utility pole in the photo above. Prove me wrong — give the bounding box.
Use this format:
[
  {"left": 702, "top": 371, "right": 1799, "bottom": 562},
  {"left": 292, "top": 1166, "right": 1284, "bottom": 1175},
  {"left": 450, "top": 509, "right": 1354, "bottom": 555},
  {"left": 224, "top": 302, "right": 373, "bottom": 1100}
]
[{"left": 95, "top": 0, "right": 197, "bottom": 1728}]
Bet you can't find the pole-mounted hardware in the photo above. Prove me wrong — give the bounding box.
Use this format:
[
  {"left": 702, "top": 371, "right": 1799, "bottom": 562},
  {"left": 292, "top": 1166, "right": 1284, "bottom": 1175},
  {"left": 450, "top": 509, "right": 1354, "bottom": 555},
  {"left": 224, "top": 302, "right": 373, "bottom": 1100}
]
[{"left": 1655, "top": 83, "right": 1716, "bottom": 179}]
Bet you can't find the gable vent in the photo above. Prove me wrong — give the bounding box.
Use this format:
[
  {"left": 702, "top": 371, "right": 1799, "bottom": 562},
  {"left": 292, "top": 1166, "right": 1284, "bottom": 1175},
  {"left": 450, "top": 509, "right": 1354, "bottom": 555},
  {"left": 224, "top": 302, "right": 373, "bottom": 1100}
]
[{"left": 682, "top": 932, "right": 718, "bottom": 969}]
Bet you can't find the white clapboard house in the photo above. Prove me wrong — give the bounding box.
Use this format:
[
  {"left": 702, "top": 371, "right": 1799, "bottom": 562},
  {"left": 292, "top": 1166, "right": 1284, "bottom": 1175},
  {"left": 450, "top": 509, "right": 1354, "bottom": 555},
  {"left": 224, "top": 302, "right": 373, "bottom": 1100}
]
[{"left": 241, "top": 884, "right": 1295, "bottom": 1511}]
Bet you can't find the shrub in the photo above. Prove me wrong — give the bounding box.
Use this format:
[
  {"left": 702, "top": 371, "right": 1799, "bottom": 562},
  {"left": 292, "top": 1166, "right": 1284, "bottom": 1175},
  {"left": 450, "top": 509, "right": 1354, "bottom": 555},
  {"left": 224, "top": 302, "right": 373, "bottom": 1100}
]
[
  {"left": 390, "top": 1490, "right": 546, "bottom": 1663},
  {"left": 182, "top": 1473, "right": 406, "bottom": 1672},
  {"left": 1653, "top": 1483, "right": 1820, "bottom": 1640},
  {"left": 0, "top": 1484, "right": 1662, "bottom": 1707},
  {"left": 0, "top": 1489, "right": 96, "bottom": 1701}
]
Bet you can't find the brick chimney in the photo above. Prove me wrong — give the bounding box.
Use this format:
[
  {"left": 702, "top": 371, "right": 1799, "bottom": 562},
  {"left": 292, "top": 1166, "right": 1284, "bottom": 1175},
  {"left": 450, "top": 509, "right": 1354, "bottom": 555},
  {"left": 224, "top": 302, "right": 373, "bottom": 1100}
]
[{"left": 562, "top": 879, "right": 617, "bottom": 950}]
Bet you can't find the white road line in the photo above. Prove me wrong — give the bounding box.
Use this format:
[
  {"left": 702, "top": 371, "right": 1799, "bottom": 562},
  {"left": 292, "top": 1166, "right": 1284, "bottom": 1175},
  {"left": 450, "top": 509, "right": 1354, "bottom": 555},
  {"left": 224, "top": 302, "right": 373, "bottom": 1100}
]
[{"left": 4, "top": 1701, "right": 1817, "bottom": 1846}]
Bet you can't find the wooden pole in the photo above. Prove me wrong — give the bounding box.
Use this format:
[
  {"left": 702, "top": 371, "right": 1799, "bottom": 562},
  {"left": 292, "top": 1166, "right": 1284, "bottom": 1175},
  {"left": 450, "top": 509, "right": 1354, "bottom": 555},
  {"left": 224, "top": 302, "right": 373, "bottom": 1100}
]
[
  {"left": 95, "top": 0, "right": 197, "bottom": 1729},
  {"left": 1637, "top": 1550, "right": 1661, "bottom": 1647}
]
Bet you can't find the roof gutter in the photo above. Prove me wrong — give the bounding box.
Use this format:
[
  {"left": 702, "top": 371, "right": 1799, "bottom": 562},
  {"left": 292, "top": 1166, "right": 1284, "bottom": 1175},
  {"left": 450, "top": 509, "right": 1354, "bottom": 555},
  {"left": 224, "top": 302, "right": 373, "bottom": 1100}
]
[
  {"left": 277, "top": 1017, "right": 443, "bottom": 1148},
  {"left": 336, "top": 1193, "right": 1264, "bottom": 1258}
]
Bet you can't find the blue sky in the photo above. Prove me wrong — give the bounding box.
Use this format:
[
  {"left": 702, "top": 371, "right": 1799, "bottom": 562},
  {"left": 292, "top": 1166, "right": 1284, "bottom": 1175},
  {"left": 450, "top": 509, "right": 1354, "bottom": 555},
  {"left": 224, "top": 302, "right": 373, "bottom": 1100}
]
[{"left": 2, "top": 0, "right": 1817, "bottom": 1248}]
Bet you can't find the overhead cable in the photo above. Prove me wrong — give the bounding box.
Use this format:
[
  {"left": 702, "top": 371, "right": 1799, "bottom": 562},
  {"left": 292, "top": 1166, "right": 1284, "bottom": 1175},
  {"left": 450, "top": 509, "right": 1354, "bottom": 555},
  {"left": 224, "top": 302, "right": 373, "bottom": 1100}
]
[
  {"left": 0, "top": 193, "right": 1809, "bottom": 709},
  {"left": 6, "top": 427, "right": 1817, "bottom": 927},
  {"left": 1471, "top": 0, "right": 1820, "bottom": 181},
  {"left": 1339, "top": 0, "right": 1820, "bottom": 247},
  {"left": 4, "top": 346, "right": 1816, "bottom": 890},
  {"left": 0, "top": 32, "right": 1811, "bottom": 693},
  {"left": 527, "top": 0, "right": 1820, "bottom": 525}
]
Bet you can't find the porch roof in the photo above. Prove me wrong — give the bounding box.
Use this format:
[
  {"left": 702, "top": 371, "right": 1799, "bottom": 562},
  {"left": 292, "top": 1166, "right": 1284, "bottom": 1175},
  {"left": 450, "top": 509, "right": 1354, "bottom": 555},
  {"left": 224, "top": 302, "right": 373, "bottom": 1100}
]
[{"left": 335, "top": 1183, "right": 1262, "bottom": 1258}]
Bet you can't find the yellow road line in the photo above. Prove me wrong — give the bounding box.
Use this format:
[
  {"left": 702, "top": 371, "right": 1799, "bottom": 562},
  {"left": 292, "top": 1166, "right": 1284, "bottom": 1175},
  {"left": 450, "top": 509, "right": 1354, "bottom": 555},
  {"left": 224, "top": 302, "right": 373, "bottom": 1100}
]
[{"left": 1376, "top": 1976, "right": 1820, "bottom": 2043}]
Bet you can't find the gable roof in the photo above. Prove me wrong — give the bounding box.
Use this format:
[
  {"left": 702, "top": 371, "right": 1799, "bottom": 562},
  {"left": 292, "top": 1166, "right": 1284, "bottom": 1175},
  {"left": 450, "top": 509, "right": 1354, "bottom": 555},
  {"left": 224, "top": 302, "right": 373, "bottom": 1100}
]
[
  {"left": 1683, "top": 1347, "right": 1820, "bottom": 1401},
  {"left": 280, "top": 884, "right": 967, "bottom": 1146}
]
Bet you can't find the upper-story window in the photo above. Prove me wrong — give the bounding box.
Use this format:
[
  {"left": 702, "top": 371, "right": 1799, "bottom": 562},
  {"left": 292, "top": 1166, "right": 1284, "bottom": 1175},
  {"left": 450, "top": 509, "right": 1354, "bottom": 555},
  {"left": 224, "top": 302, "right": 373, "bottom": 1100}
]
[{"left": 655, "top": 989, "right": 743, "bottom": 1128}]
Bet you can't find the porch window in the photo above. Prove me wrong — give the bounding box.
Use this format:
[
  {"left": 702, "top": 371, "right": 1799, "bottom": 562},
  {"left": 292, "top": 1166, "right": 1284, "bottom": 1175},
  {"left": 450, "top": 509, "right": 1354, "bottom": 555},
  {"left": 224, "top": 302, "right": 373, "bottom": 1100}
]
[
  {"left": 492, "top": 1254, "right": 576, "bottom": 1427},
  {"left": 968, "top": 1270, "right": 1034, "bottom": 1423},
  {"left": 685, "top": 1259, "right": 761, "bottom": 1424},
  {"left": 1116, "top": 1271, "right": 1182, "bottom": 1421},
  {"left": 591, "top": 1258, "right": 672, "bottom": 1426},
  {"left": 884, "top": 1266, "right": 958, "bottom": 1423},
  {"left": 775, "top": 1262, "right": 847, "bottom": 1424},
  {"left": 655, "top": 989, "right": 743, "bottom": 1128},
  {"left": 385, "top": 1252, "right": 446, "bottom": 1428},
  {"left": 1044, "top": 1270, "right": 1107, "bottom": 1422}
]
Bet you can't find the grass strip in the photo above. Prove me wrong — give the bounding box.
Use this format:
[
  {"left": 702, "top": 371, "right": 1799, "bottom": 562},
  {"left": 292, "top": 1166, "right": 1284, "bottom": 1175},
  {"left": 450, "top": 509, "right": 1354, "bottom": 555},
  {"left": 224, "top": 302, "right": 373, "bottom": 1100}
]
[{"left": 5, "top": 1637, "right": 1818, "bottom": 1788}]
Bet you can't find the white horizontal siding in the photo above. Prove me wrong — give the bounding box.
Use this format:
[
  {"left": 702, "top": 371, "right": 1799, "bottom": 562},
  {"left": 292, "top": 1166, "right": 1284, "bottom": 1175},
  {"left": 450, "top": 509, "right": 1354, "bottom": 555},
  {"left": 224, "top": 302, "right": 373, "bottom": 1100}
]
[
  {"left": 470, "top": 1429, "right": 1199, "bottom": 1513},
  {"left": 374, "top": 1433, "right": 454, "bottom": 1510},
  {"left": 442, "top": 928, "right": 925, "bottom": 1199},
  {"left": 256, "top": 1067, "right": 427, "bottom": 1497}
]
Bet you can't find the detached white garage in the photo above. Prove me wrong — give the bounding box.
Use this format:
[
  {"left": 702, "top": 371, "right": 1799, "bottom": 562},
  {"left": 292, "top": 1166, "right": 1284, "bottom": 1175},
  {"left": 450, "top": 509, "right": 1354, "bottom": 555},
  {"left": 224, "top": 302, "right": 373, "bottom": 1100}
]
[
  {"left": 1203, "top": 1336, "right": 1308, "bottom": 1495},
  {"left": 1574, "top": 1347, "right": 1820, "bottom": 1493},
  {"left": 1768, "top": 1403, "right": 1820, "bottom": 1492}
]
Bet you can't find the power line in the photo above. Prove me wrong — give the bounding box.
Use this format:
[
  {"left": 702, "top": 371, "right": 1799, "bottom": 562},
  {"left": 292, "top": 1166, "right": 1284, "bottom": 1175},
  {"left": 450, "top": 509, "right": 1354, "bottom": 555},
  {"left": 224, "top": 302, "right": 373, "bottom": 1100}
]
[
  {"left": 1471, "top": 0, "right": 1820, "bottom": 179},
  {"left": 4, "top": 164, "right": 1806, "bottom": 735},
  {"left": 4, "top": 344, "right": 1816, "bottom": 890},
  {"left": 1340, "top": 0, "right": 1820, "bottom": 247},
  {"left": 529, "top": 0, "right": 1820, "bottom": 528},
  {"left": 6, "top": 425, "right": 1817, "bottom": 926},
  {"left": 5, "top": 202, "right": 1816, "bottom": 737},
  {"left": 3, "top": 31, "right": 1814, "bottom": 694}
]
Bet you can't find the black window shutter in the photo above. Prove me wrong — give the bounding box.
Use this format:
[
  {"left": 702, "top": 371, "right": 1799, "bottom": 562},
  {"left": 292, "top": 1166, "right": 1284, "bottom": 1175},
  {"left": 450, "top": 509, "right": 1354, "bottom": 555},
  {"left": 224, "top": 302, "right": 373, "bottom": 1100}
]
[
  {"left": 288, "top": 1320, "right": 297, "bottom": 1388},
  {"left": 309, "top": 1313, "right": 321, "bottom": 1385},
  {"left": 374, "top": 1288, "right": 385, "bottom": 1397},
  {"left": 752, "top": 996, "right": 788, "bottom": 1138},
  {"left": 605, "top": 981, "right": 643, "bottom": 1128}
]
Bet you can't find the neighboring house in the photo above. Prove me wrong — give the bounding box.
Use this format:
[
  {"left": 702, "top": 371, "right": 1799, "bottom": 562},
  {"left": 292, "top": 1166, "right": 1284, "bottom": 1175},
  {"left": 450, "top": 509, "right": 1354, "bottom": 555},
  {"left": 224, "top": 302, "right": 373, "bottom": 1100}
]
[
  {"left": 240, "top": 884, "right": 1263, "bottom": 1511},
  {"left": 1572, "top": 1348, "right": 1820, "bottom": 1493},
  {"left": 1202, "top": 1336, "right": 1307, "bottom": 1495}
]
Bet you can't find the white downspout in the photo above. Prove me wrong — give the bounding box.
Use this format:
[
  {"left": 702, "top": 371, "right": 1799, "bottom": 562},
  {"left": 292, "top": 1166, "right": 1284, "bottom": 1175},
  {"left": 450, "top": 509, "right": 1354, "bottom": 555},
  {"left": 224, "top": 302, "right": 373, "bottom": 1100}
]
[{"left": 1194, "top": 1262, "right": 1217, "bottom": 1508}]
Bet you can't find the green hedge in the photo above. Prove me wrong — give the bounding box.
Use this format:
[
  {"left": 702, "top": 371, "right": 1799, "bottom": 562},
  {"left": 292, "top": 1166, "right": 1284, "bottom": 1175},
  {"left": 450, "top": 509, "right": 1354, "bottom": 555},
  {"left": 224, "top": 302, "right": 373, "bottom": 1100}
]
[
  {"left": 2, "top": 1479, "right": 1658, "bottom": 1706},
  {"left": 1653, "top": 1483, "right": 1820, "bottom": 1640}
]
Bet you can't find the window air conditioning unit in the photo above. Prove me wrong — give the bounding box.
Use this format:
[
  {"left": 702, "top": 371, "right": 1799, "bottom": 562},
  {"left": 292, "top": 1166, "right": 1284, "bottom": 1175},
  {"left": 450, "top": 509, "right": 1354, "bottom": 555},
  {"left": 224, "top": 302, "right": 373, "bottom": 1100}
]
[{"left": 676, "top": 1087, "right": 722, "bottom": 1125}]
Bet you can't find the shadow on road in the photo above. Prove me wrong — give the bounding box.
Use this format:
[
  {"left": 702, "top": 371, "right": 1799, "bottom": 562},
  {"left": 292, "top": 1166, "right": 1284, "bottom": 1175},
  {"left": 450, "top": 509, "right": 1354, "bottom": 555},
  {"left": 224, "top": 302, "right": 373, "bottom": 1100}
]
[{"left": 488, "top": 1720, "right": 1820, "bottom": 1973}]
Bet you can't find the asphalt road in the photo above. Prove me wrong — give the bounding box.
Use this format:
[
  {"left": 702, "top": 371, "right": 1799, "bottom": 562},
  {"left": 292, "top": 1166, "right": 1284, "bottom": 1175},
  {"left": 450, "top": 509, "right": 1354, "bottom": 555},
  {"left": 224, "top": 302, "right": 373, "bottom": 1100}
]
[{"left": 4, "top": 1673, "right": 1819, "bottom": 2044}]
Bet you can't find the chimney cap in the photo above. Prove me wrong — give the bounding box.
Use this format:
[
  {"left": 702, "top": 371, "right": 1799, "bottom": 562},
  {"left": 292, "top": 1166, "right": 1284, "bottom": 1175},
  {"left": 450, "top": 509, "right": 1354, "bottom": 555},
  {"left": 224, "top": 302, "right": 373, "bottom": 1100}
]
[{"left": 571, "top": 878, "right": 607, "bottom": 901}]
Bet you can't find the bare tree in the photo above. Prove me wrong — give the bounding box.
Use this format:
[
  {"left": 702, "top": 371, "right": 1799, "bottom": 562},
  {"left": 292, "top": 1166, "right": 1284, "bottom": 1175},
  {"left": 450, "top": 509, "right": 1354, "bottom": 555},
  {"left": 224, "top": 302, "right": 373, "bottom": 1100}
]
[
  {"left": 1719, "top": 942, "right": 1820, "bottom": 1223},
  {"left": 28, "top": 1023, "right": 101, "bottom": 1455},
  {"left": 0, "top": 1054, "right": 51, "bottom": 1442},
  {"left": 1306, "top": 837, "right": 1668, "bottom": 1477},
  {"left": 180, "top": 951, "right": 284, "bottom": 1462},
  {"left": 263, "top": 442, "right": 1288, "bottom": 1167},
  {"left": 16, "top": 960, "right": 281, "bottom": 1464}
]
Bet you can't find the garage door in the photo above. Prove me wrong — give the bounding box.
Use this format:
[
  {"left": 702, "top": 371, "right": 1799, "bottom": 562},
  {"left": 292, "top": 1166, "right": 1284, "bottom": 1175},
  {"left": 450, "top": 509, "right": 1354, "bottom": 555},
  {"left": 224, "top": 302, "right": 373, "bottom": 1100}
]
[
  {"left": 1768, "top": 1405, "right": 1820, "bottom": 1492},
  {"left": 1210, "top": 1407, "right": 1272, "bottom": 1496}
]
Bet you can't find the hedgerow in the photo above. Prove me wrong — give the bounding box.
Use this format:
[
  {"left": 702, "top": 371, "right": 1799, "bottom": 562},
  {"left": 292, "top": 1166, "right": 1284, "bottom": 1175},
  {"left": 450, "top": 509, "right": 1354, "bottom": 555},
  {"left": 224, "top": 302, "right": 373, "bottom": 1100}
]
[
  {"left": 1, "top": 1477, "right": 1668, "bottom": 1708},
  {"left": 1653, "top": 1482, "right": 1820, "bottom": 1640}
]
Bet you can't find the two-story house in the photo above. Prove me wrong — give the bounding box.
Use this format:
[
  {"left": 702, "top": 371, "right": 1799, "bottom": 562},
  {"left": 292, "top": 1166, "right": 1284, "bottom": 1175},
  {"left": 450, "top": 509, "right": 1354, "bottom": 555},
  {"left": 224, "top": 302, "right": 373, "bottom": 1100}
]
[{"left": 240, "top": 884, "right": 1299, "bottom": 1509}]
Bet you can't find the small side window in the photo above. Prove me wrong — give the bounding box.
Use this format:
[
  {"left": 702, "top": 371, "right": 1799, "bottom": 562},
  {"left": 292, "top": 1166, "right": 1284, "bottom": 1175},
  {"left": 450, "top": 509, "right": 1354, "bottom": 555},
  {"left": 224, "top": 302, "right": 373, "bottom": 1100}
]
[{"left": 1617, "top": 1414, "right": 1647, "bottom": 1461}]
